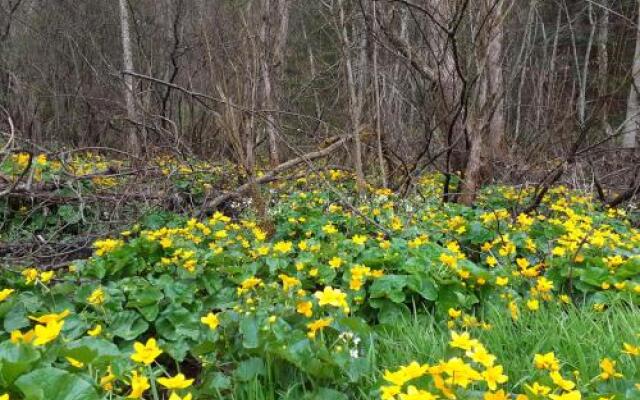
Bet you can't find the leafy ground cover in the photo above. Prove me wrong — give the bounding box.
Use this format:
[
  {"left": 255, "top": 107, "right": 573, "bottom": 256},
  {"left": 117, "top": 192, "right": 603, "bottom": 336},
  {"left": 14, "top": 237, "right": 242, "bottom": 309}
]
[{"left": 0, "top": 155, "right": 639, "bottom": 399}]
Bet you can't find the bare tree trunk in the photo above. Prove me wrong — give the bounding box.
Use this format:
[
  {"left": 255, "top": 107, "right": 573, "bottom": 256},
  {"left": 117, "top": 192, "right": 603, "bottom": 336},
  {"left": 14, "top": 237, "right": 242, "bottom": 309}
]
[
  {"left": 597, "top": 0, "right": 612, "bottom": 136},
  {"left": 576, "top": 2, "right": 596, "bottom": 126},
  {"left": 622, "top": 0, "right": 640, "bottom": 148},
  {"left": 460, "top": 0, "right": 506, "bottom": 205},
  {"left": 486, "top": 0, "right": 506, "bottom": 174},
  {"left": 259, "top": 0, "right": 280, "bottom": 167},
  {"left": 372, "top": 1, "right": 387, "bottom": 188},
  {"left": 459, "top": 120, "right": 483, "bottom": 205},
  {"left": 302, "top": 20, "right": 322, "bottom": 121},
  {"left": 338, "top": 0, "right": 366, "bottom": 193},
  {"left": 118, "top": 0, "right": 141, "bottom": 155}
]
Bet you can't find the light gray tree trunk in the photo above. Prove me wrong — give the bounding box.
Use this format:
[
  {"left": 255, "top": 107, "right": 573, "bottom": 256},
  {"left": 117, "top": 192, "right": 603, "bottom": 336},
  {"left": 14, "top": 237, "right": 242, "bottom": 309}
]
[
  {"left": 622, "top": 0, "right": 640, "bottom": 148},
  {"left": 597, "top": 0, "right": 612, "bottom": 135},
  {"left": 118, "top": 0, "right": 140, "bottom": 154},
  {"left": 338, "top": 0, "right": 366, "bottom": 193}
]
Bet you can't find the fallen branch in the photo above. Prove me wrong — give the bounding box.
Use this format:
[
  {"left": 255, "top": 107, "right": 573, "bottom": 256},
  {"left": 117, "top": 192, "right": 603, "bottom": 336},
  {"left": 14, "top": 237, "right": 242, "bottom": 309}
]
[{"left": 201, "top": 136, "right": 349, "bottom": 212}]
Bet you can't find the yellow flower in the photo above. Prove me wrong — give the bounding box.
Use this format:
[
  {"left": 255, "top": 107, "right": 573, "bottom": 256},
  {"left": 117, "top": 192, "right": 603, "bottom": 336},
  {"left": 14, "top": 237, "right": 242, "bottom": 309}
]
[
  {"left": 39, "top": 271, "right": 54, "bottom": 284},
  {"left": 383, "top": 361, "right": 429, "bottom": 386},
  {"left": 22, "top": 268, "right": 38, "bottom": 285},
  {"left": 160, "top": 237, "right": 173, "bottom": 249},
  {"left": 296, "top": 301, "right": 313, "bottom": 318},
  {"left": 552, "top": 246, "right": 566, "bottom": 257},
  {"left": 93, "top": 238, "right": 124, "bottom": 256},
  {"left": 399, "top": 385, "right": 439, "bottom": 400},
  {"left": 441, "top": 357, "right": 482, "bottom": 388},
  {"left": 169, "top": 393, "right": 193, "bottom": 400},
  {"left": 533, "top": 352, "right": 559, "bottom": 371},
  {"left": 88, "top": 324, "right": 102, "bottom": 336},
  {"left": 466, "top": 344, "right": 496, "bottom": 368},
  {"left": 622, "top": 343, "right": 640, "bottom": 356},
  {"left": 496, "top": 277, "right": 509, "bottom": 287},
  {"left": 0, "top": 289, "right": 14, "bottom": 302},
  {"left": 482, "top": 365, "right": 508, "bottom": 390},
  {"left": 130, "top": 338, "right": 162, "bottom": 365},
  {"left": 322, "top": 223, "right": 338, "bottom": 235},
  {"left": 380, "top": 385, "right": 402, "bottom": 400},
  {"left": 35, "top": 153, "right": 47, "bottom": 165},
  {"left": 157, "top": 373, "right": 194, "bottom": 390},
  {"left": 536, "top": 277, "right": 554, "bottom": 293},
  {"left": 201, "top": 312, "right": 220, "bottom": 330},
  {"left": 549, "top": 391, "right": 581, "bottom": 400},
  {"left": 100, "top": 366, "right": 116, "bottom": 391},
  {"left": 449, "top": 331, "right": 476, "bottom": 351},
  {"left": 314, "top": 286, "right": 349, "bottom": 312},
  {"left": 328, "top": 256, "right": 343, "bottom": 269},
  {"left": 33, "top": 320, "right": 64, "bottom": 346},
  {"left": 273, "top": 241, "right": 293, "bottom": 254},
  {"left": 66, "top": 357, "right": 84, "bottom": 368},
  {"left": 10, "top": 329, "right": 35, "bottom": 344},
  {"left": 351, "top": 235, "right": 367, "bottom": 245},
  {"left": 448, "top": 308, "right": 462, "bottom": 319},
  {"left": 599, "top": 358, "right": 623, "bottom": 380},
  {"left": 29, "top": 309, "right": 70, "bottom": 324},
  {"left": 278, "top": 274, "right": 301, "bottom": 291},
  {"left": 87, "top": 288, "right": 105, "bottom": 305},
  {"left": 306, "top": 317, "right": 332, "bottom": 339},
  {"left": 524, "top": 382, "right": 551, "bottom": 396},
  {"left": 508, "top": 301, "right": 519, "bottom": 320},
  {"left": 128, "top": 371, "right": 150, "bottom": 399},
  {"left": 484, "top": 390, "right": 509, "bottom": 400},
  {"left": 526, "top": 299, "right": 539, "bottom": 311},
  {"left": 549, "top": 371, "right": 575, "bottom": 391},
  {"left": 238, "top": 277, "right": 263, "bottom": 294}
]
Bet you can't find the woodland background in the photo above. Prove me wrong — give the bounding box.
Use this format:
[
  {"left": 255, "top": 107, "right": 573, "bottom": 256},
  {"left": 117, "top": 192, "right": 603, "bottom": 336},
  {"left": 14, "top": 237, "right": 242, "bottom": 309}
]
[{"left": 1, "top": 0, "right": 640, "bottom": 206}]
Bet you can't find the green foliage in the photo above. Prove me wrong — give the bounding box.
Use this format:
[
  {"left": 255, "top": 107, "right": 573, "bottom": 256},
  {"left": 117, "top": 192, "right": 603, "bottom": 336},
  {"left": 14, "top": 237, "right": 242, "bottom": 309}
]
[{"left": 0, "top": 170, "right": 638, "bottom": 398}]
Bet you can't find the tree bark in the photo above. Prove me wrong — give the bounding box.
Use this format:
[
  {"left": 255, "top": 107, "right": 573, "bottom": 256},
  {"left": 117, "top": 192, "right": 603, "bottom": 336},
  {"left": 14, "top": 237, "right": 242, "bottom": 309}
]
[
  {"left": 597, "top": 0, "right": 612, "bottom": 136},
  {"left": 118, "top": 0, "right": 141, "bottom": 155},
  {"left": 338, "top": 0, "right": 366, "bottom": 193},
  {"left": 622, "top": 0, "right": 640, "bottom": 148}
]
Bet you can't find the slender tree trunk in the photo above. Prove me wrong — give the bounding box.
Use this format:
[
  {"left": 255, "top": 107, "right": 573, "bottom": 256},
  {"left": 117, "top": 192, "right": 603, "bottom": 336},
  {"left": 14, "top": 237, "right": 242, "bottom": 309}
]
[
  {"left": 259, "top": 0, "right": 280, "bottom": 167},
  {"left": 597, "top": 1, "right": 612, "bottom": 136},
  {"left": 118, "top": 0, "right": 141, "bottom": 155},
  {"left": 338, "top": 0, "right": 366, "bottom": 193},
  {"left": 372, "top": 2, "right": 388, "bottom": 188},
  {"left": 459, "top": 120, "right": 483, "bottom": 205},
  {"left": 487, "top": 0, "right": 505, "bottom": 160},
  {"left": 460, "top": 0, "right": 504, "bottom": 205},
  {"left": 622, "top": 0, "right": 640, "bottom": 148}
]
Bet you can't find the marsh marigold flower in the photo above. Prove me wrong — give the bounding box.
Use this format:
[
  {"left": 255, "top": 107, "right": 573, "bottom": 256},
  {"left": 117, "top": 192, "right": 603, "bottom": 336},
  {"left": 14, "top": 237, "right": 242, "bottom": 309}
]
[
  {"left": 201, "top": 312, "right": 220, "bottom": 330},
  {"left": 306, "top": 317, "right": 332, "bottom": 339},
  {"left": 534, "top": 352, "right": 559, "bottom": 371},
  {"left": 130, "top": 338, "right": 162, "bottom": 365},
  {"left": 383, "top": 361, "right": 429, "bottom": 386},
  {"left": 87, "top": 324, "right": 102, "bottom": 336},
  {"left": 314, "top": 286, "right": 349, "bottom": 312},
  {"left": 128, "top": 371, "right": 150, "bottom": 399},
  {"left": 87, "top": 287, "right": 105, "bottom": 305},
  {"left": 169, "top": 393, "right": 192, "bottom": 400},
  {"left": 399, "top": 385, "right": 439, "bottom": 400},
  {"left": 157, "top": 373, "right": 194, "bottom": 390},
  {"left": 296, "top": 301, "right": 313, "bottom": 317},
  {"left": 599, "top": 358, "right": 623, "bottom": 380},
  {"left": 0, "top": 289, "right": 14, "bottom": 302},
  {"left": 33, "top": 320, "right": 64, "bottom": 346}
]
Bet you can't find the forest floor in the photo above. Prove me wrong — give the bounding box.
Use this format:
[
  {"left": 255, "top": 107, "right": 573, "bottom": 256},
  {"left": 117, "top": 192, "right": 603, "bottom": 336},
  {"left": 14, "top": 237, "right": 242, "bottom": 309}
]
[{"left": 0, "top": 152, "right": 639, "bottom": 400}]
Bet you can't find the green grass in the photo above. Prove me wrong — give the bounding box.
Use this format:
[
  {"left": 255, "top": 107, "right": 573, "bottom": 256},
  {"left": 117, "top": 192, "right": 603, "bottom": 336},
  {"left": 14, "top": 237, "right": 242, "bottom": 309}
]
[{"left": 227, "top": 304, "right": 640, "bottom": 399}]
